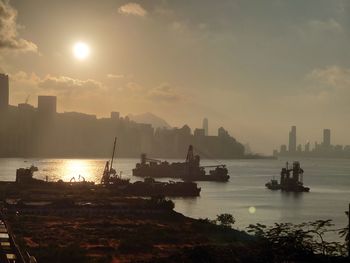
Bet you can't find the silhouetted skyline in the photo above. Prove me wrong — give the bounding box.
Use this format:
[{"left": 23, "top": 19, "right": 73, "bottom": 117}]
[
  {"left": 1, "top": 1, "right": 350, "bottom": 153},
  {"left": 275, "top": 126, "right": 350, "bottom": 158},
  {"left": 0, "top": 73, "right": 244, "bottom": 158}
]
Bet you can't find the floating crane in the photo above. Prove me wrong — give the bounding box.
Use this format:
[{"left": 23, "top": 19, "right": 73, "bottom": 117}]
[
  {"left": 133, "top": 144, "right": 230, "bottom": 182},
  {"left": 101, "top": 137, "right": 117, "bottom": 184},
  {"left": 101, "top": 137, "right": 130, "bottom": 185}
]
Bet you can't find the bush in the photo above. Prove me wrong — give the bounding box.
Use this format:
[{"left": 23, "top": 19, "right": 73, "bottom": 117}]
[{"left": 216, "top": 214, "right": 235, "bottom": 228}]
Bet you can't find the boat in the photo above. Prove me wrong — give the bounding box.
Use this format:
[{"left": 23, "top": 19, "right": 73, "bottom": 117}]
[
  {"left": 101, "top": 138, "right": 201, "bottom": 197},
  {"left": 132, "top": 145, "right": 230, "bottom": 182},
  {"left": 124, "top": 177, "right": 201, "bottom": 197},
  {"left": 265, "top": 178, "right": 281, "bottom": 190},
  {"left": 100, "top": 137, "right": 130, "bottom": 186},
  {"left": 266, "top": 161, "right": 310, "bottom": 192},
  {"left": 29, "top": 165, "right": 39, "bottom": 172}
]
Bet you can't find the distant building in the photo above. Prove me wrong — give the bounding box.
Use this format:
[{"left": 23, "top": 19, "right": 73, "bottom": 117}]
[
  {"left": 305, "top": 142, "right": 310, "bottom": 152},
  {"left": 280, "top": 144, "right": 287, "bottom": 153},
  {"left": 111, "top": 111, "right": 120, "bottom": 120},
  {"left": 179, "top": 125, "right": 191, "bottom": 136},
  {"left": 323, "top": 129, "right": 331, "bottom": 147},
  {"left": 38, "top": 96, "right": 57, "bottom": 116},
  {"left": 202, "top": 118, "right": 208, "bottom": 136},
  {"left": 218, "top": 127, "right": 229, "bottom": 137},
  {"left": 194, "top": 128, "right": 205, "bottom": 137},
  {"left": 0, "top": 73, "right": 9, "bottom": 112},
  {"left": 18, "top": 103, "right": 35, "bottom": 111},
  {"left": 288, "top": 126, "right": 296, "bottom": 153},
  {"left": 297, "top": 144, "right": 302, "bottom": 152},
  {"left": 277, "top": 126, "right": 349, "bottom": 158}
]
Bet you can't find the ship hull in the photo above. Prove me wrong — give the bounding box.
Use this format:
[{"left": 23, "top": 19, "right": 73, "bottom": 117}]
[{"left": 132, "top": 167, "right": 229, "bottom": 182}]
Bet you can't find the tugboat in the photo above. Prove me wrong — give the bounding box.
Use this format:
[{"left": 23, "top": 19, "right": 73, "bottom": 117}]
[
  {"left": 132, "top": 145, "right": 230, "bottom": 182},
  {"left": 266, "top": 161, "right": 310, "bottom": 192},
  {"left": 265, "top": 177, "right": 281, "bottom": 190}
]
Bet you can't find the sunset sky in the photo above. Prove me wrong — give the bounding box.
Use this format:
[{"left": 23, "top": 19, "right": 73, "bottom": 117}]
[{"left": 1, "top": 0, "right": 350, "bottom": 154}]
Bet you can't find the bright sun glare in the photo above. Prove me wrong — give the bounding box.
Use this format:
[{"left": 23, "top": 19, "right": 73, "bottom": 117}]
[{"left": 73, "top": 42, "right": 90, "bottom": 60}]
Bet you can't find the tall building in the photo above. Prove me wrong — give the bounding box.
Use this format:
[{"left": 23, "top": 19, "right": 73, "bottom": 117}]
[
  {"left": 194, "top": 128, "right": 205, "bottom": 137},
  {"left": 288, "top": 126, "right": 297, "bottom": 153},
  {"left": 323, "top": 129, "right": 331, "bottom": 147},
  {"left": 305, "top": 142, "right": 310, "bottom": 152},
  {"left": 38, "top": 96, "right": 57, "bottom": 116},
  {"left": 218, "top": 127, "right": 229, "bottom": 137},
  {"left": 280, "top": 144, "right": 287, "bottom": 153},
  {"left": 202, "top": 118, "right": 208, "bottom": 136},
  {"left": 111, "top": 111, "right": 120, "bottom": 120},
  {"left": 0, "top": 73, "right": 9, "bottom": 112}
]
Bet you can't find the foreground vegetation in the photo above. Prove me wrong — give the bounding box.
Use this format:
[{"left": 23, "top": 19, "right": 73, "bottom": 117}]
[
  {"left": 7, "top": 208, "right": 349, "bottom": 263},
  {"left": 3, "top": 183, "right": 348, "bottom": 262}
]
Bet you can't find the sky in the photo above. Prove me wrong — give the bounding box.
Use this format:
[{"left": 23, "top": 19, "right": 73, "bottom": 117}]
[{"left": 1, "top": 0, "right": 350, "bottom": 154}]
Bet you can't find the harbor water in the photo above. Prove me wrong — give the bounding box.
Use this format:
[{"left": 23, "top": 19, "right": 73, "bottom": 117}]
[{"left": 0, "top": 157, "right": 349, "bottom": 234}]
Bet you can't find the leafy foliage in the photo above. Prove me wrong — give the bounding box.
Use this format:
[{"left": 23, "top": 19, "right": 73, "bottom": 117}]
[
  {"left": 216, "top": 214, "right": 236, "bottom": 228},
  {"left": 339, "top": 210, "right": 349, "bottom": 243},
  {"left": 247, "top": 219, "right": 348, "bottom": 261}
]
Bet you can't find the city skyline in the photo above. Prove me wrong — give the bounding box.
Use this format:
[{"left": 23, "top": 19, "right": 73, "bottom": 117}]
[
  {"left": 4, "top": 70, "right": 350, "bottom": 156},
  {"left": 0, "top": 73, "right": 245, "bottom": 158},
  {"left": 1, "top": 0, "right": 350, "bottom": 154},
  {"left": 276, "top": 125, "right": 350, "bottom": 158}
]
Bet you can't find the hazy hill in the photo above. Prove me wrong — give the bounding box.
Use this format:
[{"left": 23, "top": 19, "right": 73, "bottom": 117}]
[{"left": 128, "top": 112, "right": 171, "bottom": 129}]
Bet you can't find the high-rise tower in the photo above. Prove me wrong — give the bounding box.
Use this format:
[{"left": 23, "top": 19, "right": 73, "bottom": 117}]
[
  {"left": 288, "top": 126, "right": 297, "bottom": 153},
  {"left": 202, "top": 118, "right": 208, "bottom": 136},
  {"left": 0, "top": 73, "right": 9, "bottom": 112},
  {"left": 323, "top": 129, "right": 331, "bottom": 147},
  {"left": 38, "top": 96, "right": 57, "bottom": 117}
]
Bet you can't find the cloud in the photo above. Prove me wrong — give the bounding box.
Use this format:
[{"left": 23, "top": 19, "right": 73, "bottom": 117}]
[
  {"left": 10, "top": 72, "right": 115, "bottom": 113},
  {"left": 0, "top": 0, "right": 37, "bottom": 52},
  {"left": 308, "top": 66, "right": 350, "bottom": 91},
  {"left": 302, "top": 65, "right": 350, "bottom": 105},
  {"left": 118, "top": 3, "right": 147, "bottom": 17},
  {"left": 307, "top": 19, "right": 343, "bottom": 33},
  {"left": 125, "top": 82, "right": 144, "bottom": 92},
  {"left": 148, "top": 83, "right": 182, "bottom": 102},
  {"left": 10, "top": 72, "right": 105, "bottom": 99},
  {"left": 107, "top": 73, "right": 124, "bottom": 79},
  {"left": 38, "top": 75, "right": 104, "bottom": 96}
]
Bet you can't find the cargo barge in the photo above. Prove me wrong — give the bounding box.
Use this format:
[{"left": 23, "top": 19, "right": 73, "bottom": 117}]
[{"left": 133, "top": 145, "right": 230, "bottom": 182}]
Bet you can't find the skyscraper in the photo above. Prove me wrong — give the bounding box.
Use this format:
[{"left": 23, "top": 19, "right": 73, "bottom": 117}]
[
  {"left": 38, "top": 96, "right": 57, "bottom": 116},
  {"left": 323, "top": 129, "right": 331, "bottom": 147},
  {"left": 288, "top": 126, "right": 296, "bottom": 153},
  {"left": 0, "top": 73, "right": 9, "bottom": 112},
  {"left": 202, "top": 118, "right": 208, "bottom": 136}
]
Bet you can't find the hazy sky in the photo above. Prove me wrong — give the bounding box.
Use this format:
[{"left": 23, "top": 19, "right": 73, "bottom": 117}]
[{"left": 1, "top": 0, "right": 350, "bottom": 154}]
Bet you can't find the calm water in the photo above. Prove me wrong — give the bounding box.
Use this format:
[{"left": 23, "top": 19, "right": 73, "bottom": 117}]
[{"left": 0, "top": 157, "right": 349, "bottom": 234}]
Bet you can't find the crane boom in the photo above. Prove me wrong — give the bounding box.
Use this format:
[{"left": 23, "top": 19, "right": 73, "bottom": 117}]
[{"left": 110, "top": 137, "right": 117, "bottom": 172}]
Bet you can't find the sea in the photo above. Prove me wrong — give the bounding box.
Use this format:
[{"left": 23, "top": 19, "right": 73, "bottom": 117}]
[{"left": 0, "top": 157, "right": 349, "bottom": 239}]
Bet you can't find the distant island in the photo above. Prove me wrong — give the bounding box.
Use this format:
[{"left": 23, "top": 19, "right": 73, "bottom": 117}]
[{"left": 0, "top": 73, "right": 270, "bottom": 159}]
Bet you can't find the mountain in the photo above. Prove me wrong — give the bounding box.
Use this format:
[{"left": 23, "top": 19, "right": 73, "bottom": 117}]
[{"left": 128, "top": 112, "right": 171, "bottom": 129}]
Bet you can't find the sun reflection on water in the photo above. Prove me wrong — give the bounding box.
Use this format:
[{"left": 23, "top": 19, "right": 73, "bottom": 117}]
[{"left": 61, "top": 160, "right": 96, "bottom": 182}]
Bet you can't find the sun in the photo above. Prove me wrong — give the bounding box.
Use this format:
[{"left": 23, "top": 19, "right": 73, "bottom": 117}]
[{"left": 73, "top": 42, "right": 90, "bottom": 60}]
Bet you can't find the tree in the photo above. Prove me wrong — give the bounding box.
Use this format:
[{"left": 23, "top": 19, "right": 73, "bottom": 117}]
[
  {"left": 216, "top": 214, "right": 235, "bottom": 228},
  {"left": 247, "top": 219, "right": 347, "bottom": 261},
  {"left": 339, "top": 209, "right": 349, "bottom": 257}
]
